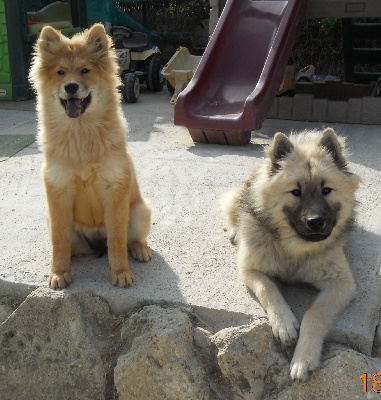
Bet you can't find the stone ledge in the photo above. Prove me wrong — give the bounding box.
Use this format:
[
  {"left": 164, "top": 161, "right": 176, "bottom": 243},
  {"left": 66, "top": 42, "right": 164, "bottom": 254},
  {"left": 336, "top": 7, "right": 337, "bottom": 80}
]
[
  {"left": 269, "top": 95, "right": 381, "bottom": 125},
  {"left": 1, "top": 288, "right": 381, "bottom": 400}
]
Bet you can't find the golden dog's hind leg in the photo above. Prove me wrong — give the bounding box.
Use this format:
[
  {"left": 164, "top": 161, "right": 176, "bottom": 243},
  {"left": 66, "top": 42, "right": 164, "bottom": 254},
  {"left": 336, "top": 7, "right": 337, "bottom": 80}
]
[
  {"left": 104, "top": 189, "right": 134, "bottom": 288},
  {"left": 128, "top": 197, "right": 152, "bottom": 262},
  {"left": 45, "top": 179, "right": 73, "bottom": 289}
]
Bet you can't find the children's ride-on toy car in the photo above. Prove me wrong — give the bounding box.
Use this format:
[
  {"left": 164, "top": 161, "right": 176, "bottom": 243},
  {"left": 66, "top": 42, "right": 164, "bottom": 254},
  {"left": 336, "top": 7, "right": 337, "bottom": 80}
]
[{"left": 110, "top": 26, "right": 165, "bottom": 103}]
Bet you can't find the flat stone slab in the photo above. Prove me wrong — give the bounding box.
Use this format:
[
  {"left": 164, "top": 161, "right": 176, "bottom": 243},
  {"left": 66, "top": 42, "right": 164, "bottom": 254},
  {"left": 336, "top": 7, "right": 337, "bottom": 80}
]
[
  {"left": 270, "top": 95, "right": 381, "bottom": 125},
  {"left": 0, "top": 90, "right": 380, "bottom": 355}
]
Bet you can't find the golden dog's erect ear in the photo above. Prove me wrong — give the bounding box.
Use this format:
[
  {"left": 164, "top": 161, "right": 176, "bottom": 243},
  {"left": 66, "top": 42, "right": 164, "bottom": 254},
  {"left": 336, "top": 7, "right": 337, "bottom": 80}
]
[
  {"left": 86, "top": 23, "right": 110, "bottom": 57},
  {"left": 37, "top": 26, "right": 62, "bottom": 53},
  {"left": 319, "top": 128, "right": 348, "bottom": 169}
]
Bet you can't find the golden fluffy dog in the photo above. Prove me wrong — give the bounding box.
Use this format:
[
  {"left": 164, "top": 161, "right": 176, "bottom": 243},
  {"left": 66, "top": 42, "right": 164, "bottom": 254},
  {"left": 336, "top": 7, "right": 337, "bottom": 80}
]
[{"left": 29, "top": 24, "right": 151, "bottom": 289}]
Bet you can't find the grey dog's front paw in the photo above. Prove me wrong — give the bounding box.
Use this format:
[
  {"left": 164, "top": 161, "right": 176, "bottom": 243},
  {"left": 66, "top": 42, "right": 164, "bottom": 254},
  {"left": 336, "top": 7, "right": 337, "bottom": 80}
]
[
  {"left": 269, "top": 309, "right": 299, "bottom": 346},
  {"left": 290, "top": 354, "right": 320, "bottom": 382},
  {"left": 290, "top": 338, "right": 322, "bottom": 382}
]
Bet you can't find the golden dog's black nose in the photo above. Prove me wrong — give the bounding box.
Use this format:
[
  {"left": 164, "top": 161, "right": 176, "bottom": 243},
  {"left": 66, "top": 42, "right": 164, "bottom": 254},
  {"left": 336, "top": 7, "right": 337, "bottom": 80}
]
[{"left": 64, "top": 82, "right": 79, "bottom": 94}]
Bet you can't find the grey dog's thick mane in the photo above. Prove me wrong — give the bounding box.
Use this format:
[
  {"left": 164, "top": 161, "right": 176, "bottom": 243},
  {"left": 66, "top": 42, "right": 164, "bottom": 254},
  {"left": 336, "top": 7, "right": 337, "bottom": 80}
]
[{"left": 238, "top": 192, "right": 282, "bottom": 241}]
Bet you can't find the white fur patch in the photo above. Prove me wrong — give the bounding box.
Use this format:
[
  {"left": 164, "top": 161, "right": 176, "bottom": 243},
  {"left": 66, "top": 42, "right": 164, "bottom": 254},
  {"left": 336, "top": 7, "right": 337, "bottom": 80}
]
[{"left": 44, "top": 162, "right": 73, "bottom": 188}]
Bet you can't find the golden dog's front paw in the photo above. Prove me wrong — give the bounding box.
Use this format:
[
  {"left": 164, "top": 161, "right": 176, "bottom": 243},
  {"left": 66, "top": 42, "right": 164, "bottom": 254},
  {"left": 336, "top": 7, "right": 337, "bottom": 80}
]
[
  {"left": 129, "top": 241, "right": 152, "bottom": 262},
  {"left": 48, "top": 271, "right": 72, "bottom": 289},
  {"left": 111, "top": 269, "right": 134, "bottom": 288}
]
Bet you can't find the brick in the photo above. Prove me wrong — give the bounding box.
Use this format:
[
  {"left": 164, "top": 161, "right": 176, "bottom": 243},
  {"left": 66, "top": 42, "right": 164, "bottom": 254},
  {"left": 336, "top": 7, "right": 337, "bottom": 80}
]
[
  {"left": 347, "top": 98, "right": 362, "bottom": 124},
  {"left": 205, "top": 130, "right": 228, "bottom": 145},
  {"left": 278, "top": 97, "right": 293, "bottom": 120},
  {"left": 225, "top": 131, "right": 251, "bottom": 146},
  {"left": 292, "top": 94, "right": 313, "bottom": 121},
  {"left": 327, "top": 101, "right": 348, "bottom": 123},
  {"left": 188, "top": 129, "right": 207, "bottom": 144},
  {"left": 362, "top": 97, "right": 381, "bottom": 124},
  {"left": 311, "top": 98, "right": 328, "bottom": 122}
]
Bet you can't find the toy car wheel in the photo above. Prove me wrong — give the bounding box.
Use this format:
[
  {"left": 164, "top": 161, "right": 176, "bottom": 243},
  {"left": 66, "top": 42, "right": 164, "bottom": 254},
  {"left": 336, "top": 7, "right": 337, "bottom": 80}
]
[
  {"left": 123, "top": 73, "right": 140, "bottom": 103},
  {"left": 146, "top": 54, "right": 165, "bottom": 92},
  {"left": 166, "top": 80, "right": 175, "bottom": 94}
]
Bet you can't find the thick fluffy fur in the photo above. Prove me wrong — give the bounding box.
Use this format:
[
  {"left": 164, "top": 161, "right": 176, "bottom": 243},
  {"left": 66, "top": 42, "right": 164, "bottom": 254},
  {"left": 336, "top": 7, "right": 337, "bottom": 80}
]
[
  {"left": 29, "top": 24, "right": 151, "bottom": 289},
  {"left": 223, "top": 128, "right": 361, "bottom": 382}
]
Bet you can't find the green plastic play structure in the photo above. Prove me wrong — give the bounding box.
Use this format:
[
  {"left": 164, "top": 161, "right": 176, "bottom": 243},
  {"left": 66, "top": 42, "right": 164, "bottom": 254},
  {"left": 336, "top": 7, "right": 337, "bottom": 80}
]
[
  {"left": 0, "top": 0, "right": 13, "bottom": 100},
  {"left": 86, "top": 0, "right": 152, "bottom": 47},
  {"left": 0, "top": 0, "right": 153, "bottom": 101}
]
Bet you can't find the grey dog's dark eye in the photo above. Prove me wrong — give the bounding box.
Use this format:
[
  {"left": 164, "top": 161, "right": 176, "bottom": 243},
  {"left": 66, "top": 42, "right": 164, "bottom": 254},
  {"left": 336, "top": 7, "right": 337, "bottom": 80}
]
[
  {"left": 291, "top": 189, "right": 301, "bottom": 197},
  {"left": 81, "top": 68, "right": 90, "bottom": 74},
  {"left": 57, "top": 70, "right": 65, "bottom": 75},
  {"left": 322, "top": 187, "right": 332, "bottom": 195}
]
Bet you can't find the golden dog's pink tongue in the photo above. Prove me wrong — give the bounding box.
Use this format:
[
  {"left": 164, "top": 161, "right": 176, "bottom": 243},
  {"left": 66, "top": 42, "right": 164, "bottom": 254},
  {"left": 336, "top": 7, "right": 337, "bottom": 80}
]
[{"left": 66, "top": 98, "right": 82, "bottom": 118}]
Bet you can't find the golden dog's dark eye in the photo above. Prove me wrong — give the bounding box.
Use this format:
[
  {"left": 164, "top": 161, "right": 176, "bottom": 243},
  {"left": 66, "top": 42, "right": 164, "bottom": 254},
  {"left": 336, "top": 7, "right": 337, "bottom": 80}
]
[
  {"left": 291, "top": 189, "right": 301, "bottom": 197},
  {"left": 81, "top": 68, "right": 90, "bottom": 74},
  {"left": 322, "top": 187, "right": 332, "bottom": 195},
  {"left": 57, "top": 70, "right": 65, "bottom": 75}
]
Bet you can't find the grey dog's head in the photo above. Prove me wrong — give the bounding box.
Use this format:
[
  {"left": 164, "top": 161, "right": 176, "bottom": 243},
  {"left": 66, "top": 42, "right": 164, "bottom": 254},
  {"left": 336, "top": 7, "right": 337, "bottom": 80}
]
[
  {"left": 264, "top": 128, "right": 360, "bottom": 245},
  {"left": 282, "top": 181, "right": 340, "bottom": 242}
]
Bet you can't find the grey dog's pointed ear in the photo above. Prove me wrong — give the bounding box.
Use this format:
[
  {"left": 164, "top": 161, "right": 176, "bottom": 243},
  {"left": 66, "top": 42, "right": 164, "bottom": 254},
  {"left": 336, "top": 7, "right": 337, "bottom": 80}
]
[
  {"left": 267, "top": 132, "right": 294, "bottom": 172},
  {"left": 272, "top": 132, "right": 293, "bottom": 161},
  {"left": 319, "top": 128, "right": 348, "bottom": 169}
]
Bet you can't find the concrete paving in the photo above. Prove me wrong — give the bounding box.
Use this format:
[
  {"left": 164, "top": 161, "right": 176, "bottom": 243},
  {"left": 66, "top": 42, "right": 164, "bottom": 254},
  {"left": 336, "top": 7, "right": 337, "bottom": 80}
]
[{"left": 0, "top": 88, "right": 380, "bottom": 355}]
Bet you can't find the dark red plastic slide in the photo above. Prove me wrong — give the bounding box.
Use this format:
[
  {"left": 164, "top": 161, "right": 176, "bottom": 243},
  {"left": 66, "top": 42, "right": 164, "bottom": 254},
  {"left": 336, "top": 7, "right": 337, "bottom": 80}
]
[{"left": 174, "top": 0, "right": 307, "bottom": 145}]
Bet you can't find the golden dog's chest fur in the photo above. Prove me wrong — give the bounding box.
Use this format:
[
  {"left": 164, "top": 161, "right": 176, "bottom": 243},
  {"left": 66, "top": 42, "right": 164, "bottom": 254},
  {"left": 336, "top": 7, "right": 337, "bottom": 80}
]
[
  {"left": 29, "top": 24, "right": 151, "bottom": 289},
  {"left": 73, "top": 173, "right": 106, "bottom": 229}
]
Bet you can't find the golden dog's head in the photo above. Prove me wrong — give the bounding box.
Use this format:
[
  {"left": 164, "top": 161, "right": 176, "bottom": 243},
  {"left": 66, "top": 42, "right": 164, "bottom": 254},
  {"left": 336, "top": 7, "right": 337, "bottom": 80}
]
[{"left": 29, "top": 24, "right": 119, "bottom": 119}]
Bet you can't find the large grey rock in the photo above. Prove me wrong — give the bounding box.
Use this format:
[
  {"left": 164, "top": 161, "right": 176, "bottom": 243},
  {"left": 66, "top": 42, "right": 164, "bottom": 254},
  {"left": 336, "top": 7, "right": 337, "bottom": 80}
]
[
  {"left": 0, "top": 287, "right": 120, "bottom": 400},
  {"left": 114, "top": 305, "right": 230, "bottom": 400},
  {"left": 0, "top": 288, "right": 380, "bottom": 399},
  {"left": 372, "top": 317, "right": 381, "bottom": 357},
  {"left": 212, "top": 319, "right": 381, "bottom": 400},
  {"left": 275, "top": 345, "right": 381, "bottom": 400},
  {"left": 212, "top": 318, "right": 290, "bottom": 400},
  {"left": 0, "top": 296, "right": 19, "bottom": 324}
]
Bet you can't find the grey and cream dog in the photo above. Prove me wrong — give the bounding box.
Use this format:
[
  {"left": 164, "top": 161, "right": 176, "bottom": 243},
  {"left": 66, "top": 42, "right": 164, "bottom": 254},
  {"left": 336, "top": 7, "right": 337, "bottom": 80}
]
[{"left": 223, "top": 128, "right": 361, "bottom": 381}]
